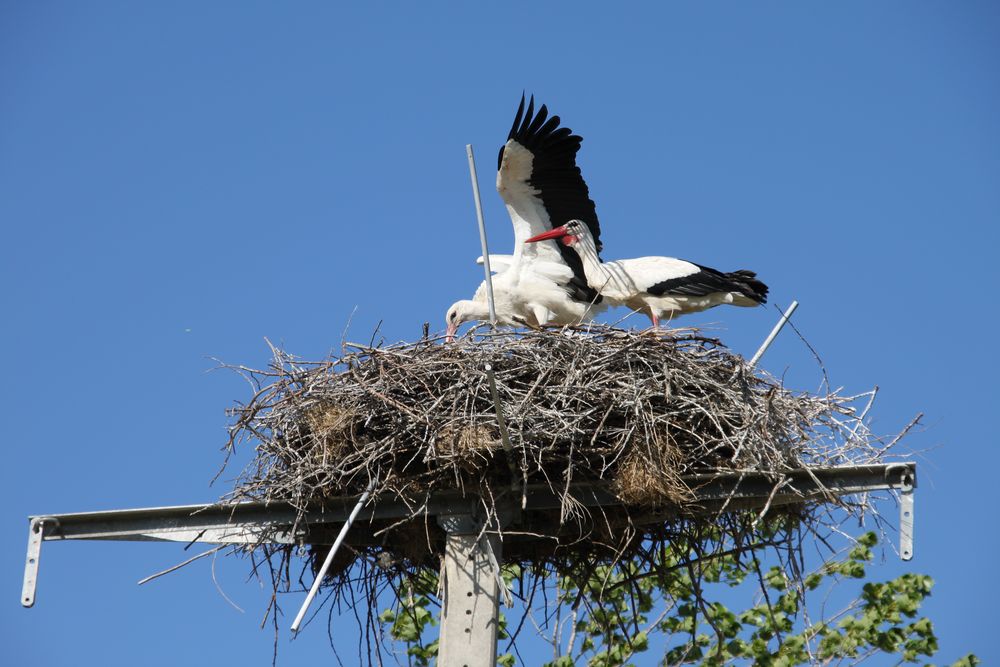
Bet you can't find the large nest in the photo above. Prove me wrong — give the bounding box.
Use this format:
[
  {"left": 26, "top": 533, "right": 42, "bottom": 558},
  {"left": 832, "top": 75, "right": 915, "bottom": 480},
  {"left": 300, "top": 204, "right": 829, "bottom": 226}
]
[{"left": 222, "top": 326, "right": 902, "bottom": 589}]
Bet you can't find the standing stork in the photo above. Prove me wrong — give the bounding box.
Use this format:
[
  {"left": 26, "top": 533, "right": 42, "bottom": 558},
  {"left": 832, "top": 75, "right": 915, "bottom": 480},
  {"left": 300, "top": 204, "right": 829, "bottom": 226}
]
[
  {"left": 526, "top": 220, "right": 768, "bottom": 328},
  {"left": 445, "top": 96, "right": 605, "bottom": 340}
]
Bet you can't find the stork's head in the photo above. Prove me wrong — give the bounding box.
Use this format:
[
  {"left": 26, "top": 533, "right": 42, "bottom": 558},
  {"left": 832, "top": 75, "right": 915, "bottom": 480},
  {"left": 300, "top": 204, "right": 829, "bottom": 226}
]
[
  {"left": 525, "top": 219, "right": 589, "bottom": 248},
  {"left": 444, "top": 300, "right": 489, "bottom": 342}
]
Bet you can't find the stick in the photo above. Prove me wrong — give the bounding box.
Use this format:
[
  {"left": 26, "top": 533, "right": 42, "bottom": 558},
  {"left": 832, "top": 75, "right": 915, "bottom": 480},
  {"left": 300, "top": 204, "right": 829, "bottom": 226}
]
[
  {"left": 467, "top": 144, "right": 497, "bottom": 325},
  {"left": 137, "top": 544, "right": 226, "bottom": 585},
  {"left": 290, "top": 479, "right": 376, "bottom": 634},
  {"left": 748, "top": 300, "right": 799, "bottom": 369}
]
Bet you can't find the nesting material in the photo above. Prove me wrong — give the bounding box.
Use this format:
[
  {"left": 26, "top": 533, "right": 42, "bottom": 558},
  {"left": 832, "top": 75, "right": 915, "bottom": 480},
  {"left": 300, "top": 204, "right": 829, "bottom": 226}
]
[{"left": 223, "top": 326, "right": 896, "bottom": 577}]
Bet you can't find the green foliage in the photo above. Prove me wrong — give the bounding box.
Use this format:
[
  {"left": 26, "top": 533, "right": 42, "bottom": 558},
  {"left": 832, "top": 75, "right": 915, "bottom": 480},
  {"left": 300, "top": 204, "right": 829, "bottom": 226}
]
[
  {"left": 379, "top": 590, "right": 438, "bottom": 666},
  {"left": 377, "top": 532, "right": 974, "bottom": 666},
  {"left": 642, "top": 532, "right": 954, "bottom": 666}
]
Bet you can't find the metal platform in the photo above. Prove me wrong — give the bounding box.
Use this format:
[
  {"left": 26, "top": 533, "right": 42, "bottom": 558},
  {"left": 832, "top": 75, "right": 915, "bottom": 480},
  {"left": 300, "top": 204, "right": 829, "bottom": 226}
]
[{"left": 22, "top": 462, "right": 916, "bottom": 608}]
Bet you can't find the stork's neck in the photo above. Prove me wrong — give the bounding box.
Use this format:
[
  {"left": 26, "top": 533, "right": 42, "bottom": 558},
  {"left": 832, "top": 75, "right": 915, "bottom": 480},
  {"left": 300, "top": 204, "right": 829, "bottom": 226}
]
[
  {"left": 574, "top": 237, "right": 634, "bottom": 302},
  {"left": 573, "top": 237, "right": 604, "bottom": 280},
  {"left": 466, "top": 298, "right": 493, "bottom": 320}
]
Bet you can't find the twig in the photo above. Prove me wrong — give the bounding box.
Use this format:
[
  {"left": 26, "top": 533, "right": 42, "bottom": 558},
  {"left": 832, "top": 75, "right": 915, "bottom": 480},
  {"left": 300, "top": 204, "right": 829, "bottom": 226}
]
[{"left": 137, "top": 545, "right": 227, "bottom": 585}]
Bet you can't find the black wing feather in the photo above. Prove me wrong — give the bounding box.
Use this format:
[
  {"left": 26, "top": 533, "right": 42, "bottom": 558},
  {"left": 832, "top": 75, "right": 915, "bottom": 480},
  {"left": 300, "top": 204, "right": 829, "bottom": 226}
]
[
  {"left": 499, "top": 95, "right": 604, "bottom": 304},
  {"left": 508, "top": 95, "right": 526, "bottom": 141},
  {"left": 647, "top": 266, "right": 769, "bottom": 303},
  {"left": 493, "top": 95, "right": 607, "bottom": 304},
  {"left": 504, "top": 96, "right": 602, "bottom": 253}
]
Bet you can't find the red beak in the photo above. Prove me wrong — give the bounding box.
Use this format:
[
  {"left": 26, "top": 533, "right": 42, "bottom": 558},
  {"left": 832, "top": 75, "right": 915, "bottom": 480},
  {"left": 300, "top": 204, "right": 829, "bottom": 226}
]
[{"left": 525, "top": 226, "right": 569, "bottom": 243}]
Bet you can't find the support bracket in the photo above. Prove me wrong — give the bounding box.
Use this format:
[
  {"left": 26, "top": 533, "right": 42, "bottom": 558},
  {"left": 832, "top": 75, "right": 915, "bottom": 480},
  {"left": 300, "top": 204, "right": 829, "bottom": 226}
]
[
  {"left": 886, "top": 463, "right": 915, "bottom": 560},
  {"left": 22, "top": 517, "right": 58, "bottom": 608}
]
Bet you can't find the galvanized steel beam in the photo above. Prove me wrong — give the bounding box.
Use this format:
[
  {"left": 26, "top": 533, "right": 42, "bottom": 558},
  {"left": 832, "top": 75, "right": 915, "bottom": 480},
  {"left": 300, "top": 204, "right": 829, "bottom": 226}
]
[{"left": 22, "top": 462, "right": 916, "bottom": 607}]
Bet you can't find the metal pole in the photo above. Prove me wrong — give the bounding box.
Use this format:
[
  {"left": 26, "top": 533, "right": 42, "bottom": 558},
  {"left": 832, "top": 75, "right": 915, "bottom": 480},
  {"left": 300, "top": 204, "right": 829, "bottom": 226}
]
[
  {"left": 466, "top": 144, "right": 497, "bottom": 325},
  {"left": 748, "top": 300, "right": 799, "bottom": 369},
  {"left": 290, "top": 480, "right": 375, "bottom": 634},
  {"left": 485, "top": 362, "right": 524, "bottom": 508},
  {"left": 484, "top": 364, "right": 515, "bottom": 461}
]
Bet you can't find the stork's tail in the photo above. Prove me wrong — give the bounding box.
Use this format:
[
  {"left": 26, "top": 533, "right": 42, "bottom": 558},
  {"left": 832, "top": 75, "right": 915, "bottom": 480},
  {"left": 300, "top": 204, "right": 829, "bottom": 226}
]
[{"left": 727, "top": 270, "right": 769, "bottom": 304}]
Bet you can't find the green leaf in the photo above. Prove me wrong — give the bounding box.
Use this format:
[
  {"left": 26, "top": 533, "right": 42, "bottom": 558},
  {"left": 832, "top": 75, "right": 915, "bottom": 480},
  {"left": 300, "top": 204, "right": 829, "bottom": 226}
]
[
  {"left": 858, "top": 531, "right": 879, "bottom": 547},
  {"left": 544, "top": 656, "right": 576, "bottom": 667},
  {"left": 629, "top": 630, "right": 649, "bottom": 652}
]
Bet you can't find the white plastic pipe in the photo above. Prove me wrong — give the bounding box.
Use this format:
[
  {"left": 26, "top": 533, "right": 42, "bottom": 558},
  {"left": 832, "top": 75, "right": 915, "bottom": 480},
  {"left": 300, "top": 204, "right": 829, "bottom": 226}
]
[
  {"left": 748, "top": 301, "right": 799, "bottom": 369},
  {"left": 290, "top": 480, "right": 375, "bottom": 634}
]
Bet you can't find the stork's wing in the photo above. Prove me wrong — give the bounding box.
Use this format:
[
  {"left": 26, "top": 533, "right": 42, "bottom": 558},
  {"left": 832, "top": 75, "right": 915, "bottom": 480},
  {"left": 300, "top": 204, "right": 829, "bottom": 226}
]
[
  {"left": 629, "top": 257, "right": 768, "bottom": 303},
  {"left": 475, "top": 254, "right": 514, "bottom": 274},
  {"left": 496, "top": 94, "right": 603, "bottom": 303}
]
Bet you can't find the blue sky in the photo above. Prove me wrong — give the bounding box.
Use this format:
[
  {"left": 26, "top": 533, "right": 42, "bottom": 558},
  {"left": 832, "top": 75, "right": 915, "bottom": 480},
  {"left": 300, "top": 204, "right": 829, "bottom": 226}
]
[{"left": 2, "top": 2, "right": 997, "bottom": 665}]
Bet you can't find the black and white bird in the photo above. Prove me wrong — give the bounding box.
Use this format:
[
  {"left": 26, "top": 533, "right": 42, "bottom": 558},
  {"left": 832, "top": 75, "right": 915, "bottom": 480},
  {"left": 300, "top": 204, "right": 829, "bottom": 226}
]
[
  {"left": 526, "top": 220, "right": 768, "bottom": 328},
  {"left": 445, "top": 96, "right": 606, "bottom": 340}
]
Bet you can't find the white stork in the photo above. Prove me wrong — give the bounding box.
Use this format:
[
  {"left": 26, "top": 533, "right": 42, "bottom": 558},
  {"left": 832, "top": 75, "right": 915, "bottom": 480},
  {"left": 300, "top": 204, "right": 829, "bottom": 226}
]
[
  {"left": 445, "top": 96, "right": 606, "bottom": 339},
  {"left": 526, "top": 220, "right": 768, "bottom": 328}
]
